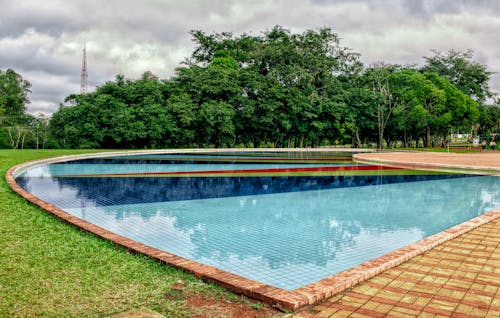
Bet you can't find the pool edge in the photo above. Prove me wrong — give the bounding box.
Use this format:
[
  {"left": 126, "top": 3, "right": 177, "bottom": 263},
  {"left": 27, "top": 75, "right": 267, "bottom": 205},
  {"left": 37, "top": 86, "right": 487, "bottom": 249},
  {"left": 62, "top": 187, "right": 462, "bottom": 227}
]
[{"left": 6, "top": 150, "right": 500, "bottom": 311}]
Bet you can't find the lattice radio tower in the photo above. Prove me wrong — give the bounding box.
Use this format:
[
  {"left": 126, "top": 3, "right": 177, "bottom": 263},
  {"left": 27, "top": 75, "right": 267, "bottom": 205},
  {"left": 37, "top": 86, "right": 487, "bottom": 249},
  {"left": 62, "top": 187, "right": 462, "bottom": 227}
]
[{"left": 80, "top": 41, "right": 88, "bottom": 94}]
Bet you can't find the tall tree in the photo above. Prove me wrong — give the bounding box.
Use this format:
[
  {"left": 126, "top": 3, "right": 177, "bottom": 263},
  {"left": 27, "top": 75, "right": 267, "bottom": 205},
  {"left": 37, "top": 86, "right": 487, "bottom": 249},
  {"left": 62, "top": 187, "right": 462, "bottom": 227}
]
[
  {"left": 0, "top": 69, "right": 31, "bottom": 118},
  {"left": 361, "top": 64, "right": 408, "bottom": 149},
  {"left": 387, "top": 70, "right": 479, "bottom": 147},
  {"left": 0, "top": 69, "right": 32, "bottom": 149},
  {"left": 477, "top": 103, "right": 500, "bottom": 136},
  {"left": 422, "top": 49, "right": 493, "bottom": 104}
]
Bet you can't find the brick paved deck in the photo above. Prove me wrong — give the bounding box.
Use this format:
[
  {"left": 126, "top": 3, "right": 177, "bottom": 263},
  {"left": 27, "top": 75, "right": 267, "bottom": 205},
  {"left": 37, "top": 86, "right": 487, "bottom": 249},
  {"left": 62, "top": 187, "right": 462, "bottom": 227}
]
[
  {"left": 294, "top": 216, "right": 500, "bottom": 318},
  {"left": 292, "top": 152, "right": 500, "bottom": 317}
]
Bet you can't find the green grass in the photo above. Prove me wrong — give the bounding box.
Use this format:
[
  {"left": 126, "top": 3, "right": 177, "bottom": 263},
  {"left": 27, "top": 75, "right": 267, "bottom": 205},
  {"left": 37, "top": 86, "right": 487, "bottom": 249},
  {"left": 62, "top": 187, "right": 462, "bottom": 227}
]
[{"left": 0, "top": 150, "right": 241, "bottom": 318}]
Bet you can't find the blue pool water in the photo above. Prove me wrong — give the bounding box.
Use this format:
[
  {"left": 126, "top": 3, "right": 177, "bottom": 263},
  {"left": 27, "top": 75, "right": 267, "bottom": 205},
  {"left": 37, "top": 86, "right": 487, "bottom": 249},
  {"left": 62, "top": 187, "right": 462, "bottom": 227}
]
[{"left": 15, "top": 152, "right": 500, "bottom": 290}]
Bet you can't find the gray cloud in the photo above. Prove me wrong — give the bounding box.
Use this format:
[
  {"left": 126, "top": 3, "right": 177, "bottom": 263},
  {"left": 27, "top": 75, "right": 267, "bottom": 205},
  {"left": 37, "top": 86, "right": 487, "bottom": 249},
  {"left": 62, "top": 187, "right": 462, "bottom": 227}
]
[{"left": 0, "top": 0, "right": 499, "bottom": 114}]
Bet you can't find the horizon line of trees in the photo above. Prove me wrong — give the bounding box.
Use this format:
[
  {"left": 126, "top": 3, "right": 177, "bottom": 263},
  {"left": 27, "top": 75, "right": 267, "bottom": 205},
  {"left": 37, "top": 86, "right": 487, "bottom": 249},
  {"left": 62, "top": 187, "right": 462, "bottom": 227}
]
[{"left": 2, "top": 26, "right": 500, "bottom": 149}]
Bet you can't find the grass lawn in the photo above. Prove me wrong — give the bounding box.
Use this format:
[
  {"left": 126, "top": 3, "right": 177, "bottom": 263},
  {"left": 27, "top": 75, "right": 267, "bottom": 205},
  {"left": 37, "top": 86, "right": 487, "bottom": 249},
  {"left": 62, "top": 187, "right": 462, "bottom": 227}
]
[{"left": 0, "top": 149, "right": 280, "bottom": 318}]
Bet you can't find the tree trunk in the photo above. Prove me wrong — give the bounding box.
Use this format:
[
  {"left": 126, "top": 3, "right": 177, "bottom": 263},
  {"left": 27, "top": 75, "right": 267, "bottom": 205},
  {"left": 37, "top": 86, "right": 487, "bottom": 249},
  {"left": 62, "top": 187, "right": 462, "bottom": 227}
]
[
  {"left": 426, "top": 126, "right": 431, "bottom": 148},
  {"left": 355, "top": 128, "right": 362, "bottom": 148},
  {"left": 377, "top": 111, "right": 384, "bottom": 149},
  {"left": 21, "top": 131, "right": 27, "bottom": 149},
  {"left": 7, "top": 127, "right": 15, "bottom": 149}
]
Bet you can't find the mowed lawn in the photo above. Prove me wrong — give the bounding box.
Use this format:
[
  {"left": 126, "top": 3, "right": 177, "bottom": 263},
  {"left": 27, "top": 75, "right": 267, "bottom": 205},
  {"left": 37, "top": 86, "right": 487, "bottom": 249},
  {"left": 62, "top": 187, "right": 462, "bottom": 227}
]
[{"left": 0, "top": 149, "right": 277, "bottom": 318}]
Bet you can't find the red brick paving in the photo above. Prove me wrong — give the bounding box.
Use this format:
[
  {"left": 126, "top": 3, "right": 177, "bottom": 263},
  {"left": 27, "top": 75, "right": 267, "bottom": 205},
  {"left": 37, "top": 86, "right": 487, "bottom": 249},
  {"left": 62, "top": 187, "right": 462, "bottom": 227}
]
[{"left": 294, "top": 217, "right": 500, "bottom": 317}]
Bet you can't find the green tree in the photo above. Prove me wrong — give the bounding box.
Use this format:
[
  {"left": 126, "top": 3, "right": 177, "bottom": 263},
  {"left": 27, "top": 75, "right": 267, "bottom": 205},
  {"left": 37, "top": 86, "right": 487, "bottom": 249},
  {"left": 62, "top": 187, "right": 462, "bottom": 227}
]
[
  {"left": 50, "top": 72, "right": 170, "bottom": 149},
  {"left": 184, "top": 26, "right": 362, "bottom": 147},
  {"left": 0, "top": 69, "right": 31, "bottom": 117},
  {"left": 28, "top": 113, "right": 50, "bottom": 149},
  {"left": 0, "top": 69, "right": 32, "bottom": 149},
  {"left": 400, "top": 70, "right": 447, "bottom": 148},
  {"left": 387, "top": 70, "right": 479, "bottom": 147},
  {"left": 164, "top": 93, "right": 197, "bottom": 147},
  {"left": 477, "top": 104, "right": 500, "bottom": 136},
  {"left": 361, "top": 64, "right": 408, "bottom": 149},
  {"left": 199, "top": 100, "right": 235, "bottom": 147},
  {"left": 424, "top": 72, "right": 479, "bottom": 141},
  {"left": 422, "top": 49, "right": 493, "bottom": 104}
]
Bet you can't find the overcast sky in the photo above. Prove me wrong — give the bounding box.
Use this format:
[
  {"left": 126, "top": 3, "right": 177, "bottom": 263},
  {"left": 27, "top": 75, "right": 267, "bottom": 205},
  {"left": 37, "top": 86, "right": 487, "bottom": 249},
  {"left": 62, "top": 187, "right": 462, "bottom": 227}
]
[{"left": 1, "top": 0, "right": 499, "bottom": 114}]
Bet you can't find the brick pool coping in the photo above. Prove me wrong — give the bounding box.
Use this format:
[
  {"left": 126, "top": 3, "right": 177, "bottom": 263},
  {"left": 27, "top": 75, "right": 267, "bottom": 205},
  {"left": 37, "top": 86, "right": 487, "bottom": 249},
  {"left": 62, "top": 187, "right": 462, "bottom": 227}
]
[{"left": 6, "top": 149, "right": 500, "bottom": 311}]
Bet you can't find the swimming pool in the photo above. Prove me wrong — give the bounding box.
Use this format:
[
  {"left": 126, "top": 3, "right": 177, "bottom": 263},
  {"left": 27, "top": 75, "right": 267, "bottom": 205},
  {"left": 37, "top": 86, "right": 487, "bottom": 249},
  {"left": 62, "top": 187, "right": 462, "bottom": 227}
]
[{"left": 10, "top": 150, "right": 500, "bottom": 308}]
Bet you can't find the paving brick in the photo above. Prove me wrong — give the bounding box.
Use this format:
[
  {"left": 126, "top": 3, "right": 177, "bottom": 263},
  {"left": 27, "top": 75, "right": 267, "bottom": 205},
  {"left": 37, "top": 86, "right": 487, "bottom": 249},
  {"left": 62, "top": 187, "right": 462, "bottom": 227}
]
[
  {"left": 485, "top": 310, "right": 500, "bottom": 317},
  {"left": 416, "top": 312, "right": 435, "bottom": 318},
  {"left": 374, "top": 303, "right": 394, "bottom": 313},
  {"left": 391, "top": 305, "right": 421, "bottom": 316},
  {"left": 331, "top": 310, "right": 355, "bottom": 318},
  {"left": 427, "top": 299, "right": 457, "bottom": 313},
  {"left": 468, "top": 307, "right": 488, "bottom": 317},
  {"left": 411, "top": 296, "right": 432, "bottom": 308},
  {"left": 356, "top": 301, "right": 380, "bottom": 311},
  {"left": 312, "top": 308, "right": 338, "bottom": 317}
]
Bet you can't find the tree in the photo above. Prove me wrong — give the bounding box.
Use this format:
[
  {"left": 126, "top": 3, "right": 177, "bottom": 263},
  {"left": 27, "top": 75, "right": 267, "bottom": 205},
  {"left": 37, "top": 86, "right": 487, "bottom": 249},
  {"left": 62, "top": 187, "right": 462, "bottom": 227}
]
[
  {"left": 29, "top": 113, "right": 50, "bottom": 149},
  {"left": 0, "top": 69, "right": 32, "bottom": 149},
  {"left": 188, "top": 30, "right": 260, "bottom": 67},
  {"left": 5, "top": 116, "right": 30, "bottom": 149},
  {"left": 385, "top": 70, "right": 479, "bottom": 147},
  {"left": 361, "top": 64, "right": 408, "bottom": 149},
  {"left": 477, "top": 104, "right": 500, "bottom": 136},
  {"left": 424, "top": 72, "right": 479, "bottom": 141},
  {"left": 400, "top": 70, "right": 447, "bottom": 148},
  {"left": 184, "top": 26, "right": 362, "bottom": 147},
  {"left": 422, "top": 50, "right": 493, "bottom": 104},
  {"left": 199, "top": 100, "right": 235, "bottom": 147},
  {"left": 0, "top": 69, "right": 31, "bottom": 117}
]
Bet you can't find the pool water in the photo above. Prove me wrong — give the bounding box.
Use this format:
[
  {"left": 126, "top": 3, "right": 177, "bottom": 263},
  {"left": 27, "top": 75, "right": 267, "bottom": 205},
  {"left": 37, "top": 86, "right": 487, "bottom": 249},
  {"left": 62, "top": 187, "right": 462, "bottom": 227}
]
[{"left": 16, "top": 152, "right": 500, "bottom": 290}]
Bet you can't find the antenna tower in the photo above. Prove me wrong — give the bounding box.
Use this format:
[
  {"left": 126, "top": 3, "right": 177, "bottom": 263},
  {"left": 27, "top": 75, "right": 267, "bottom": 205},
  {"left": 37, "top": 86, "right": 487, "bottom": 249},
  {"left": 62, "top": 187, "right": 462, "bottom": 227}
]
[{"left": 80, "top": 41, "right": 88, "bottom": 94}]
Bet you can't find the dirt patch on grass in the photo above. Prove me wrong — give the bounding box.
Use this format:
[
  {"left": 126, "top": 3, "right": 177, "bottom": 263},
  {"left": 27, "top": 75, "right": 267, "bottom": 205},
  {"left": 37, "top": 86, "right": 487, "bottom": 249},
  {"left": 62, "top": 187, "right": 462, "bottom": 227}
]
[{"left": 187, "top": 293, "right": 285, "bottom": 318}]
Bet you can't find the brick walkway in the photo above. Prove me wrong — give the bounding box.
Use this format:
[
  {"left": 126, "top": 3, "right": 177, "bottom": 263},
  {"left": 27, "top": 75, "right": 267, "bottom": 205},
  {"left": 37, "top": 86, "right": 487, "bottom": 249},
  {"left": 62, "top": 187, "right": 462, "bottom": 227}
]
[
  {"left": 294, "top": 217, "right": 500, "bottom": 317},
  {"left": 293, "top": 152, "right": 500, "bottom": 317}
]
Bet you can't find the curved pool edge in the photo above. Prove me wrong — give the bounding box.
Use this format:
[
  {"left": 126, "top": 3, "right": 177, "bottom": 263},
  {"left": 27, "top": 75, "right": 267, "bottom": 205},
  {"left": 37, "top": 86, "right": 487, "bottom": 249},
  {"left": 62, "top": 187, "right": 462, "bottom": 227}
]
[{"left": 6, "top": 149, "right": 500, "bottom": 311}]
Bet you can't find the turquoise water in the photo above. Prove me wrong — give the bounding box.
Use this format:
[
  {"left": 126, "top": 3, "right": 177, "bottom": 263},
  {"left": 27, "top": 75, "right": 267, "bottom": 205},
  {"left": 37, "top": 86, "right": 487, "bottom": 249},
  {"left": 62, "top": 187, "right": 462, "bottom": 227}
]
[{"left": 15, "top": 154, "right": 500, "bottom": 290}]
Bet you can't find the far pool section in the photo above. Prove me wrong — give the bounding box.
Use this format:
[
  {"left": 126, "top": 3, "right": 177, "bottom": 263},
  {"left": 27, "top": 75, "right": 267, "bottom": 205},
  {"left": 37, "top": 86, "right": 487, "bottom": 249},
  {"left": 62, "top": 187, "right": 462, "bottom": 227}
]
[{"left": 7, "top": 150, "right": 500, "bottom": 310}]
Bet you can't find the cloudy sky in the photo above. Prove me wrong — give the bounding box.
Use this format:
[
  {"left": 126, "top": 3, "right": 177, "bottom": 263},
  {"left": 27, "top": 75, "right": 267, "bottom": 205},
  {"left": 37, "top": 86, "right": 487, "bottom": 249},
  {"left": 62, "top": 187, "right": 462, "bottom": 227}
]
[{"left": 1, "top": 0, "right": 499, "bottom": 114}]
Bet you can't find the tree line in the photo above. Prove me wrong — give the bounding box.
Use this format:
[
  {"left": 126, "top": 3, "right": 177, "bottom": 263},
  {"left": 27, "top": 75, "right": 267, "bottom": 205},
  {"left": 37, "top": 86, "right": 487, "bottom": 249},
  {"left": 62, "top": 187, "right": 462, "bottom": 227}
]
[{"left": 2, "top": 26, "right": 500, "bottom": 149}]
